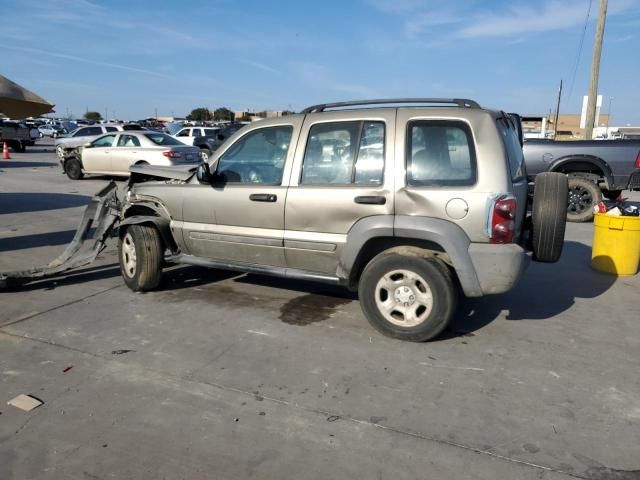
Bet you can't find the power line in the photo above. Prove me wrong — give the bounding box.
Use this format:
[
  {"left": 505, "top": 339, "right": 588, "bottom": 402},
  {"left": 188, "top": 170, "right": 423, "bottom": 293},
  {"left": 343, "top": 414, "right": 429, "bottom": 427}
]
[{"left": 567, "top": 0, "right": 593, "bottom": 105}]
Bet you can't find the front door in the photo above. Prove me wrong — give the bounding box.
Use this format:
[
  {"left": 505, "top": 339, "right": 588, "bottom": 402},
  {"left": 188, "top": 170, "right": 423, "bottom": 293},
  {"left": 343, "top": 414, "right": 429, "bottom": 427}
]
[
  {"left": 82, "top": 134, "right": 116, "bottom": 173},
  {"left": 180, "top": 123, "right": 299, "bottom": 267}
]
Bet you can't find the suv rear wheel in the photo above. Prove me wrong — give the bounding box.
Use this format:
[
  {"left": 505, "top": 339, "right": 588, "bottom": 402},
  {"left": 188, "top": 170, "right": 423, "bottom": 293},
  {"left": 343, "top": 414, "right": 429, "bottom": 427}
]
[
  {"left": 358, "top": 252, "right": 456, "bottom": 342},
  {"left": 118, "top": 224, "right": 163, "bottom": 291}
]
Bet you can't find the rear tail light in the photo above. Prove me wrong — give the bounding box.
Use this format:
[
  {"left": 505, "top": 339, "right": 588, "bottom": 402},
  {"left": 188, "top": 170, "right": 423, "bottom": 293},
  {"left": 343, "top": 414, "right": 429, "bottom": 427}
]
[
  {"left": 635, "top": 151, "right": 640, "bottom": 169},
  {"left": 487, "top": 194, "right": 517, "bottom": 244},
  {"left": 162, "top": 151, "right": 182, "bottom": 158}
]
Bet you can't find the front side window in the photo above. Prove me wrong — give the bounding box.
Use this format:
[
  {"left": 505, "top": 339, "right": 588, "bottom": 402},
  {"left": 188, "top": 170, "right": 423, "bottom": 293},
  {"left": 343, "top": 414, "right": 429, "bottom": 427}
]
[
  {"left": 216, "top": 126, "right": 293, "bottom": 185},
  {"left": 176, "top": 129, "right": 190, "bottom": 137},
  {"left": 117, "top": 135, "right": 141, "bottom": 147},
  {"left": 407, "top": 121, "right": 476, "bottom": 186},
  {"left": 300, "top": 121, "right": 385, "bottom": 185},
  {"left": 105, "top": 126, "right": 118, "bottom": 133},
  {"left": 74, "top": 128, "right": 90, "bottom": 137},
  {"left": 91, "top": 134, "right": 116, "bottom": 148}
]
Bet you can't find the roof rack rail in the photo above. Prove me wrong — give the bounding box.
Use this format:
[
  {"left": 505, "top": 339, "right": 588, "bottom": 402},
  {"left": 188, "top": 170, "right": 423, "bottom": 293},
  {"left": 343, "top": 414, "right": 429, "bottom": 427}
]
[{"left": 301, "top": 98, "right": 481, "bottom": 113}]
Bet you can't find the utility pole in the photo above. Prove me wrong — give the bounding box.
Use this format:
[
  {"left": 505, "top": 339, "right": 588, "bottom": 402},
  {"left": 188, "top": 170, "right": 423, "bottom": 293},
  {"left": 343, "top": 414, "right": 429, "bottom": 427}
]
[
  {"left": 553, "top": 79, "right": 563, "bottom": 140},
  {"left": 584, "top": 0, "right": 607, "bottom": 140}
]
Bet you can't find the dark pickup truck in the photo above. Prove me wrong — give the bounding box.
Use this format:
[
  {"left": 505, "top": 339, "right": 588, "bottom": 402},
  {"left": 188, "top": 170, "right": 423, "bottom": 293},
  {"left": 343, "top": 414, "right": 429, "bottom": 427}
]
[{"left": 523, "top": 139, "right": 640, "bottom": 221}]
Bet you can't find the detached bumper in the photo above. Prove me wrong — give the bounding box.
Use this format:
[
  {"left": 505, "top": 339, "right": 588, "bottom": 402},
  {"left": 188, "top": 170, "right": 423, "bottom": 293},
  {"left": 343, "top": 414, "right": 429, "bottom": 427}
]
[{"left": 468, "top": 243, "right": 530, "bottom": 295}]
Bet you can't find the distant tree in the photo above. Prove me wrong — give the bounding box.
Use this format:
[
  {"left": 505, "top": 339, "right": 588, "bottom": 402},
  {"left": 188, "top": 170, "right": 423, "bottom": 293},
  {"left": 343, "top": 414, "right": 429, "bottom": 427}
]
[
  {"left": 84, "top": 111, "right": 102, "bottom": 122},
  {"left": 281, "top": 110, "right": 296, "bottom": 116},
  {"left": 239, "top": 114, "right": 253, "bottom": 122},
  {"left": 187, "top": 107, "right": 213, "bottom": 122},
  {"left": 213, "top": 107, "right": 234, "bottom": 122}
]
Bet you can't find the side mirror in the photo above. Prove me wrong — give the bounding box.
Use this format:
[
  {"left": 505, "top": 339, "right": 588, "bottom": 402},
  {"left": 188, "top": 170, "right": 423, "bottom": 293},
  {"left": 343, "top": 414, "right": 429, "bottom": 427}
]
[
  {"left": 196, "top": 161, "right": 212, "bottom": 183},
  {"left": 84, "top": 142, "right": 93, "bottom": 148}
]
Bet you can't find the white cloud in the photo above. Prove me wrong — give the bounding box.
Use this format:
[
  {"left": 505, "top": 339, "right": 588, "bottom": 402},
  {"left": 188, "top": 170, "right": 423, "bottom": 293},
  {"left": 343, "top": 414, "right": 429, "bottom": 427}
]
[
  {"left": 0, "top": 45, "right": 172, "bottom": 78},
  {"left": 239, "top": 59, "right": 281, "bottom": 75}
]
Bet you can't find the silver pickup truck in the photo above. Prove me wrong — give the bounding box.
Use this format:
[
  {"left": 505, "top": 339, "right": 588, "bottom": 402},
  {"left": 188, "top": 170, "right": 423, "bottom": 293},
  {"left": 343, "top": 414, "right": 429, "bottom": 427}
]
[{"left": 523, "top": 139, "right": 640, "bottom": 221}]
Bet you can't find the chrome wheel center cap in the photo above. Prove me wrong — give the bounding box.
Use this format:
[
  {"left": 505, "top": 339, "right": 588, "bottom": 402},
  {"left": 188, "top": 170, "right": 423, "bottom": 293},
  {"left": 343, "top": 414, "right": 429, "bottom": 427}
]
[{"left": 394, "top": 286, "right": 416, "bottom": 306}]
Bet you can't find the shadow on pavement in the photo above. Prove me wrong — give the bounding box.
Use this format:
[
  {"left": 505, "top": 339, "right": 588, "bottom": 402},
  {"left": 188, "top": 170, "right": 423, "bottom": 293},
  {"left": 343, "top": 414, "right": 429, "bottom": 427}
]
[
  {"left": 0, "top": 161, "right": 54, "bottom": 168},
  {"left": 0, "top": 263, "right": 121, "bottom": 293},
  {"left": 447, "top": 240, "right": 617, "bottom": 337},
  {"left": 0, "top": 192, "right": 91, "bottom": 214},
  {"left": 0, "top": 229, "right": 76, "bottom": 252}
]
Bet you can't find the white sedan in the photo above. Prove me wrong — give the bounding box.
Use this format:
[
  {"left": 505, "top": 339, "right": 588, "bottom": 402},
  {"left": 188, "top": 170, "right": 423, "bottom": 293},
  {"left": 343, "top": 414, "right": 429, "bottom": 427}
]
[{"left": 61, "top": 131, "right": 201, "bottom": 180}]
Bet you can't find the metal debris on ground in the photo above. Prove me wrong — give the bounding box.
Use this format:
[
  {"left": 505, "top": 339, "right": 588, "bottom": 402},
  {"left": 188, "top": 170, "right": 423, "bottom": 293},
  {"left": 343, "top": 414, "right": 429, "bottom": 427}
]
[{"left": 7, "top": 394, "right": 44, "bottom": 412}]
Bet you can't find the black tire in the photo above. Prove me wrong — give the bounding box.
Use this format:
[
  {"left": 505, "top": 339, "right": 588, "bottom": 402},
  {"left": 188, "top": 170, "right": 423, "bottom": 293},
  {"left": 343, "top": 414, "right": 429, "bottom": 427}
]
[
  {"left": 118, "top": 224, "right": 163, "bottom": 291},
  {"left": 532, "top": 172, "right": 568, "bottom": 262},
  {"left": 358, "top": 252, "right": 457, "bottom": 342},
  {"left": 567, "top": 176, "right": 601, "bottom": 222},
  {"left": 64, "top": 158, "right": 84, "bottom": 180},
  {"left": 602, "top": 189, "right": 622, "bottom": 201}
]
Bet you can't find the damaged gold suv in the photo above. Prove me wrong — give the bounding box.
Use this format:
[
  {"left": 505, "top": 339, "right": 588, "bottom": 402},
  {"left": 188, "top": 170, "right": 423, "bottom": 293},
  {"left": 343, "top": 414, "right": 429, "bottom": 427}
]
[{"left": 118, "top": 98, "right": 568, "bottom": 341}]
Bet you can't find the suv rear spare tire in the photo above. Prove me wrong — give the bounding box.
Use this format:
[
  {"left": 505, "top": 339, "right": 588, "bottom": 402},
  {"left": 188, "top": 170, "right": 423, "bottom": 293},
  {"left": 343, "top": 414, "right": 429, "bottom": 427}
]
[
  {"left": 358, "top": 252, "right": 456, "bottom": 342},
  {"left": 567, "top": 176, "right": 600, "bottom": 222},
  {"left": 532, "top": 172, "right": 568, "bottom": 262},
  {"left": 118, "top": 224, "right": 163, "bottom": 291}
]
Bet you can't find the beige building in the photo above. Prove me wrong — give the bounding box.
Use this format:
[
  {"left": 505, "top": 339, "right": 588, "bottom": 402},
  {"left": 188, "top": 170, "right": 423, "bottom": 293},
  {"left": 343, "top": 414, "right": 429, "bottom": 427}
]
[{"left": 522, "top": 114, "right": 610, "bottom": 140}]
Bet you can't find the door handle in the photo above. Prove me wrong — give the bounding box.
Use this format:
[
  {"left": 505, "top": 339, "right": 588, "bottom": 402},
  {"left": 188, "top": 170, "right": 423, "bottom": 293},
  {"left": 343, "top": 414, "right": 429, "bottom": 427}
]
[
  {"left": 249, "top": 193, "right": 277, "bottom": 202},
  {"left": 354, "top": 195, "right": 386, "bottom": 205}
]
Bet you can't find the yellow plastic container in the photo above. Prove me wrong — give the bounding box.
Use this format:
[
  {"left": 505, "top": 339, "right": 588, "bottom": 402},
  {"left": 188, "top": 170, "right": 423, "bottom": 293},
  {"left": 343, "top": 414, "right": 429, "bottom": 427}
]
[{"left": 591, "top": 213, "right": 640, "bottom": 275}]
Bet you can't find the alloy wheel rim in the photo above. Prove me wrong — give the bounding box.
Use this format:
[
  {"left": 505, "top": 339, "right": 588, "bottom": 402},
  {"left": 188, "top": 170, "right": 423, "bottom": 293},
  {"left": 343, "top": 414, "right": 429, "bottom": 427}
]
[
  {"left": 568, "top": 185, "right": 592, "bottom": 214},
  {"left": 374, "top": 269, "right": 434, "bottom": 327},
  {"left": 122, "top": 233, "right": 137, "bottom": 278}
]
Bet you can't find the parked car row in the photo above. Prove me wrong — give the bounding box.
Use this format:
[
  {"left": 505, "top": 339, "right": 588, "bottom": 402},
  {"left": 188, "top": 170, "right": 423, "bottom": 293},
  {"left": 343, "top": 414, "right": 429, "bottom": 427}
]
[{"left": 61, "top": 131, "right": 200, "bottom": 180}]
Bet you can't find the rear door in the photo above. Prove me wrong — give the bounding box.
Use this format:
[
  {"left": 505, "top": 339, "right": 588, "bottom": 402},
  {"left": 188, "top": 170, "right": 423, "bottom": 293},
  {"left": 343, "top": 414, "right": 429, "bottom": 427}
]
[
  {"left": 284, "top": 109, "right": 395, "bottom": 274},
  {"left": 111, "top": 134, "right": 142, "bottom": 173}
]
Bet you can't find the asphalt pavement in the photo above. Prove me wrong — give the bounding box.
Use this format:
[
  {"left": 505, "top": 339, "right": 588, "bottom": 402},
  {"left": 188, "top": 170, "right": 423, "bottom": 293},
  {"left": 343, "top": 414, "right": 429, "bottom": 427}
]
[{"left": 1, "top": 140, "right": 639, "bottom": 479}]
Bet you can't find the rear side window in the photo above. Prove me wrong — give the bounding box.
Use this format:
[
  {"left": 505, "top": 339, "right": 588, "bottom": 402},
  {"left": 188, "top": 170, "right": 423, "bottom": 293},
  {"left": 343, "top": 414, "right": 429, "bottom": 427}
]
[
  {"left": 407, "top": 121, "right": 476, "bottom": 187},
  {"left": 86, "top": 126, "right": 103, "bottom": 135},
  {"left": 144, "top": 133, "right": 184, "bottom": 146},
  {"left": 105, "top": 126, "right": 118, "bottom": 133},
  {"left": 117, "top": 135, "right": 141, "bottom": 147},
  {"left": 301, "top": 121, "right": 385, "bottom": 185},
  {"left": 497, "top": 118, "right": 526, "bottom": 181}
]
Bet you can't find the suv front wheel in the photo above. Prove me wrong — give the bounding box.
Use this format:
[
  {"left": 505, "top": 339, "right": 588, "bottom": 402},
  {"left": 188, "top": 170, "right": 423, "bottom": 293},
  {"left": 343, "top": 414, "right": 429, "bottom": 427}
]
[
  {"left": 118, "top": 224, "right": 164, "bottom": 291},
  {"left": 358, "top": 252, "right": 456, "bottom": 342}
]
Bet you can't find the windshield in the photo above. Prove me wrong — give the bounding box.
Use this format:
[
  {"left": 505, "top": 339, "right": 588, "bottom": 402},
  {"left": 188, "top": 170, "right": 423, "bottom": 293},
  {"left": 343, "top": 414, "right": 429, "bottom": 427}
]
[{"left": 144, "top": 133, "right": 184, "bottom": 146}]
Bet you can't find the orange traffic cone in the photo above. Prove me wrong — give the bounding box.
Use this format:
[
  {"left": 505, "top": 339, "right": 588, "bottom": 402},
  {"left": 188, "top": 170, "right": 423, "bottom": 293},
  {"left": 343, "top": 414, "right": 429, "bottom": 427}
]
[{"left": 2, "top": 142, "right": 10, "bottom": 160}]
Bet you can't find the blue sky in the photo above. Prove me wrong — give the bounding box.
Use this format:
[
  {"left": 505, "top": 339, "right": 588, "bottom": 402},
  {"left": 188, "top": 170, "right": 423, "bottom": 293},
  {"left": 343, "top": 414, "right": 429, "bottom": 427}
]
[{"left": 2, "top": 0, "right": 639, "bottom": 124}]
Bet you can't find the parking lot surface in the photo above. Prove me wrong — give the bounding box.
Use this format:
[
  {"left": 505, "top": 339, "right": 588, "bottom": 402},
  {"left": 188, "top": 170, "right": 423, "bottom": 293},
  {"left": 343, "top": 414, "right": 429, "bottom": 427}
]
[{"left": 1, "top": 142, "right": 639, "bottom": 479}]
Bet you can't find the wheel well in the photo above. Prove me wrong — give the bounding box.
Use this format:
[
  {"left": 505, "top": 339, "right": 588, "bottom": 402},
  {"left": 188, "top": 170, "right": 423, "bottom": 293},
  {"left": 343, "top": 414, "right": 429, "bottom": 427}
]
[
  {"left": 121, "top": 206, "right": 178, "bottom": 253},
  {"left": 348, "top": 237, "right": 449, "bottom": 289},
  {"left": 123, "top": 205, "right": 159, "bottom": 218},
  {"left": 134, "top": 160, "right": 149, "bottom": 165},
  {"left": 551, "top": 161, "right": 607, "bottom": 187}
]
